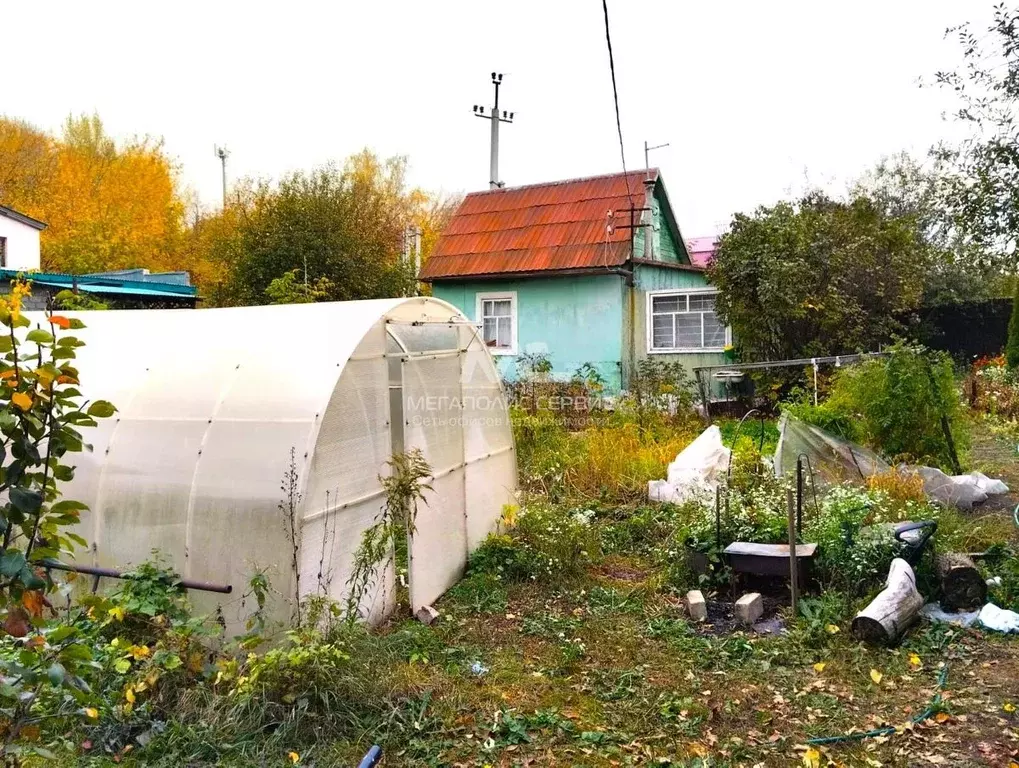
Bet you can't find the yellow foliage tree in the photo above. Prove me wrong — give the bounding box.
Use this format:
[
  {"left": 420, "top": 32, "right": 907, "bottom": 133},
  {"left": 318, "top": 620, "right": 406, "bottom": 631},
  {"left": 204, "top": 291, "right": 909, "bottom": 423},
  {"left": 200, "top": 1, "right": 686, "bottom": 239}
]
[
  {"left": 0, "top": 114, "right": 186, "bottom": 275},
  {"left": 1, "top": 120, "right": 455, "bottom": 303}
]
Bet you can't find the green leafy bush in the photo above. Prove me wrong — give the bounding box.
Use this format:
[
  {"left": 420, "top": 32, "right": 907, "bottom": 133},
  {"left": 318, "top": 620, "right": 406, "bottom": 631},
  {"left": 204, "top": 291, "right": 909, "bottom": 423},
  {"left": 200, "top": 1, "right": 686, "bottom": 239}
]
[
  {"left": 790, "top": 343, "right": 967, "bottom": 469},
  {"left": 114, "top": 557, "right": 191, "bottom": 623},
  {"left": 791, "top": 592, "right": 853, "bottom": 649},
  {"left": 236, "top": 633, "right": 352, "bottom": 705},
  {"left": 625, "top": 358, "right": 696, "bottom": 432},
  {"left": 984, "top": 545, "right": 1019, "bottom": 611},
  {"left": 803, "top": 486, "right": 914, "bottom": 594}
]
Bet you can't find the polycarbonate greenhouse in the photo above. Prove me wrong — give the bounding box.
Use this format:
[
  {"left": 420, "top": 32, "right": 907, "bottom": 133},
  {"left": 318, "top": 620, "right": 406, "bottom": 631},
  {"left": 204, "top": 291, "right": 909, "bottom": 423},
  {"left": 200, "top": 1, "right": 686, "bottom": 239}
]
[{"left": 48, "top": 297, "right": 517, "bottom": 630}]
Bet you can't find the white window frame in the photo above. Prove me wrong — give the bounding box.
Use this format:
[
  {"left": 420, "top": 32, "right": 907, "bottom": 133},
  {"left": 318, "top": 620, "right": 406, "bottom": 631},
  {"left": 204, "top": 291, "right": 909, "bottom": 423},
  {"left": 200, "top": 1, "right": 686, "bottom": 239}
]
[
  {"left": 646, "top": 287, "right": 730, "bottom": 354},
  {"left": 475, "top": 291, "right": 518, "bottom": 356}
]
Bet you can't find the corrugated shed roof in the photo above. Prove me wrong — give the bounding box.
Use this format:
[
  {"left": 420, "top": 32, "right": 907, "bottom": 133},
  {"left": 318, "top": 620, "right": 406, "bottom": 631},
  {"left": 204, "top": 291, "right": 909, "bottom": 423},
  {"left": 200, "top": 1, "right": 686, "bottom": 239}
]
[
  {"left": 0, "top": 269, "right": 198, "bottom": 299},
  {"left": 421, "top": 170, "right": 662, "bottom": 280}
]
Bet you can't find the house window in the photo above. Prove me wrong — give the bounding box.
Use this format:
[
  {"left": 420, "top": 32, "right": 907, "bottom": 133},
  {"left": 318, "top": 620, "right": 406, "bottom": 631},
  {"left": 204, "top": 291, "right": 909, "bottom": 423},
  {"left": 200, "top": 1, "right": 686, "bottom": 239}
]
[
  {"left": 0, "top": 237, "right": 6, "bottom": 268},
  {"left": 476, "top": 291, "right": 517, "bottom": 355},
  {"left": 649, "top": 290, "right": 728, "bottom": 352}
]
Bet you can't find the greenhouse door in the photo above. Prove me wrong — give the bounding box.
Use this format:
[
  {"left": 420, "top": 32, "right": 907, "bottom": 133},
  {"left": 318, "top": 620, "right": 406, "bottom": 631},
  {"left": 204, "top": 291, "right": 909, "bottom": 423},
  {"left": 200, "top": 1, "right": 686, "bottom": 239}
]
[
  {"left": 400, "top": 334, "right": 469, "bottom": 611},
  {"left": 395, "top": 321, "right": 515, "bottom": 612}
]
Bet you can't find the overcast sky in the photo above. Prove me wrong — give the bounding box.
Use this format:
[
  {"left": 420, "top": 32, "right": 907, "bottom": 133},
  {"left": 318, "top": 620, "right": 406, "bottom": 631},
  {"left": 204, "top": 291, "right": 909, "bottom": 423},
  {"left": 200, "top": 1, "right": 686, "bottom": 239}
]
[{"left": 2, "top": 0, "right": 992, "bottom": 237}]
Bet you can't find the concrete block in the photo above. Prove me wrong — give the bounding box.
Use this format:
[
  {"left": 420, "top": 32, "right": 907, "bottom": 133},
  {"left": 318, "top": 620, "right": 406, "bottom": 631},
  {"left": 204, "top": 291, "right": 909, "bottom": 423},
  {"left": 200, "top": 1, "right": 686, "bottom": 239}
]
[
  {"left": 415, "top": 605, "right": 440, "bottom": 625},
  {"left": 735, "top": 592, "right": 763, "bottom": 625},
  {"left": 686, "top": 590, "right": 707, "bottom": 622}
]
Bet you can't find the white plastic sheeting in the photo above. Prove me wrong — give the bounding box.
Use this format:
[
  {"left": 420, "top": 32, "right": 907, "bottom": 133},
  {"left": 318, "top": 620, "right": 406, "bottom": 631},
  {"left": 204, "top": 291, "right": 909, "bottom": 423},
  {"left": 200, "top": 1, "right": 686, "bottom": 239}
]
[
  {"left": 773, "top": 414, "right": 1009, "bottom": 510},
  {"left": 647, "top": 426, "right": 731, "bottom": 504},
  {"left": 913, "top": 468, "right": 1009, "bottom": 511},
  {"left": 920, "top": 602, "right": 1019, "bottom": 633},
  {"left": 37, "top": 297, "right": 516, "bottom": 632},
  {"left": 978, "top": 603, "right": 1019, "bottom": 633}
]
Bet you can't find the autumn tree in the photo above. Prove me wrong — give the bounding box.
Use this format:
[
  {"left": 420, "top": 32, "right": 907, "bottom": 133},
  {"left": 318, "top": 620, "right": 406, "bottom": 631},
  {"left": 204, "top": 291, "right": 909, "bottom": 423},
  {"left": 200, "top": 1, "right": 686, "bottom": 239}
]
[
  {"left": 0, "top": 118, "right": 55, "bottom": 213},
  {"left": 851, "top": 153, "right": 1001, "bottom": 305},
  {"left": 709, "top": 191, "right": 930, "bottom": 361},
  {"left": 932, "top": 4, "right": 1019, "bottom": 268},
  {"left": 0, "top": 114, "right": 186, "bottom": 275},
  {"left": 2, "top": 116, "right": 454, "bottom": 304},
  {"left": 217, "top": 151, "right": 434, "bottom": 305}
]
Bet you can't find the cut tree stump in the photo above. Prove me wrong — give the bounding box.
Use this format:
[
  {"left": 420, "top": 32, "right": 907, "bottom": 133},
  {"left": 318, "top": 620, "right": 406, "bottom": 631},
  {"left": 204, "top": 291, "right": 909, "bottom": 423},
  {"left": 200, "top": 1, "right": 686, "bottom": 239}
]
[
  {"left": 936, "top": 552, "right": 986, "bottom": 612},
  {"left": 851, "top": 558, "right": 923, "bottom": 645}
]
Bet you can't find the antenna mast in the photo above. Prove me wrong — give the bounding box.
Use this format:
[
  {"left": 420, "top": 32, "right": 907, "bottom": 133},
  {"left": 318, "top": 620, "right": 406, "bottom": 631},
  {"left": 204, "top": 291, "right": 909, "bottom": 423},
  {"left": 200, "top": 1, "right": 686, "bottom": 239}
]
[
  {"left": 473, "top": 73, "right": 515, "bottom": 189},
  {"left": 214, "top": 145, "right": 230, "bottom": 208},
  {"left": 644, "top": 140, "right": 669, "bottom": 178}
]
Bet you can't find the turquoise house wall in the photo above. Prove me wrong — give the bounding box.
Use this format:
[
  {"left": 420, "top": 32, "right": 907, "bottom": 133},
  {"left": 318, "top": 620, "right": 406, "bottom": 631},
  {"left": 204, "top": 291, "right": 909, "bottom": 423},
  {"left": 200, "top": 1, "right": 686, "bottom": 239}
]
[
  {"left": 627, "top": 263, "right": 728, "bottom": 395},
  {"left": 432, "top": 274, "right": 627, "bottom": 392},
  {"left": 429, "top": 179, "right": 720, "bottom": 396}
]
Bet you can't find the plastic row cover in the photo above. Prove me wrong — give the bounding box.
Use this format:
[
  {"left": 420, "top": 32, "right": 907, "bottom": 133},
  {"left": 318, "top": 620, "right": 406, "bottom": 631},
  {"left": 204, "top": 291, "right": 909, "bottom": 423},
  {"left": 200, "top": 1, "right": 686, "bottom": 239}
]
[
  {"left": 774, "top": 414, "right": 1009, "bottom": 509},
  {"left": 773, "top": 414, "right": 888, "bottom": 487}
]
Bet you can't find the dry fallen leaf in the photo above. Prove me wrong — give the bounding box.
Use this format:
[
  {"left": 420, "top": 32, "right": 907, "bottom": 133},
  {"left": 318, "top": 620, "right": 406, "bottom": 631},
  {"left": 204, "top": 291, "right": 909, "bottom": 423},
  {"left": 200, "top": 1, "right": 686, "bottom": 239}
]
[
  {"left": 3, "top": 607, "right": 30, "bottom": 638},
  {"left": 870, "top": 669, "right": 883, "bottom": 685},
  {"left": 802, "top": 746, "right": 821, "bottom": 768},
  {"left": 813, "top": 662, "right": 826, "bottom": 673},
  {"left": 934, "top": 712, "right": 950, "bottom": 724},
  {"left": 21, "top": 590, "right": 45, "bottom": 619}
]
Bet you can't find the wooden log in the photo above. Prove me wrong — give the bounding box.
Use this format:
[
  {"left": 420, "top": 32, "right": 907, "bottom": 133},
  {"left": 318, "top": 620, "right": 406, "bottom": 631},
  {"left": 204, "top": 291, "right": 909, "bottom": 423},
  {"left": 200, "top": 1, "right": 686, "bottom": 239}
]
[
  {"left": 936, "top": 552, "right": 986, "bottom": 612},
  {"left": 851, "top": 558, "right": 924, "bottom": 645}
]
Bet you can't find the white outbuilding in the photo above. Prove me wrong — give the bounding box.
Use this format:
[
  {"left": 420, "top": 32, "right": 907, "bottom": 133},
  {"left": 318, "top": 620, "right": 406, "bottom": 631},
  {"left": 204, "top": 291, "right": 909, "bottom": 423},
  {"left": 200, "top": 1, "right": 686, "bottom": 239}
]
[
  {"left": 0, "top": 204, "right": 45, "bottom": 270},
  {"left": 52, "top": 297, "right": 517, "bottom": 630}
]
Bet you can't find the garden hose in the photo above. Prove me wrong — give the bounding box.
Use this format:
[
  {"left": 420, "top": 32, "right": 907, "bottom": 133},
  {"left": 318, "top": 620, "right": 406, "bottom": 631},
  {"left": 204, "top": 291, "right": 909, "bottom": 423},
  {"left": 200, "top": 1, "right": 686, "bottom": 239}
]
[
  {"left": 806, "top": 665, "right": 949, "bottom": 746},
  {"left": 357, "top": 745, "right": 383, "bottom": 768}
]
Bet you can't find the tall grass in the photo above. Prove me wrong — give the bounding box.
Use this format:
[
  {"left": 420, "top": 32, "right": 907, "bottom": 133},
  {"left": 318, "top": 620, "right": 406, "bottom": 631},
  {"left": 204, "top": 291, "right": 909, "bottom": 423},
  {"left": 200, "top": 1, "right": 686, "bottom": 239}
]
[{"left": 512, "top": 407, "right": 701, "bottom": 503}]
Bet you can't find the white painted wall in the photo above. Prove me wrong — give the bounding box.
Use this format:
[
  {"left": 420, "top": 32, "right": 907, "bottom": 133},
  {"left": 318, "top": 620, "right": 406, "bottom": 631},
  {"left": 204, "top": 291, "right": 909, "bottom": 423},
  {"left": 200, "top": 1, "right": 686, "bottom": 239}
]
[{"left": 0, "top": 216, "right": 41, "bottom": 270}]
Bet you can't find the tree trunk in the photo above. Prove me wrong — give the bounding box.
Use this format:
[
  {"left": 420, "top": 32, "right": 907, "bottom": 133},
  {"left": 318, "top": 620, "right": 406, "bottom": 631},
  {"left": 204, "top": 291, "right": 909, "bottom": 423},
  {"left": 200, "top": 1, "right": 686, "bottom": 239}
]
[
  {"left": 936, "top": 552, "right": 986, "bottom": 612},
  {"left": 852, "top": 558, "right": 923, "bottom": 645}
]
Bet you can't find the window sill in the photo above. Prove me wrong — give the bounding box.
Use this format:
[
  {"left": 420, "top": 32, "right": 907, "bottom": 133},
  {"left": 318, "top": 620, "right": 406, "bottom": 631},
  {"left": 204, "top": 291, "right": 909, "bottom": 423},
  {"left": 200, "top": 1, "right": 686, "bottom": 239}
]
[
  {"left": 647, "top": 347, "right": 727, "bottom": 355},
  {"left": 487, "top": 347, "right": 517, "bottom": 357}
]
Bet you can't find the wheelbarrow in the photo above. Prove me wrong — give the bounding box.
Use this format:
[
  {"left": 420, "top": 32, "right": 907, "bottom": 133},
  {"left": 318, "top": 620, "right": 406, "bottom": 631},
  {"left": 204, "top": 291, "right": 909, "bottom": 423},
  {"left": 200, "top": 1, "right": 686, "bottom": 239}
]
[{"left": 893, "top": 519, "right": 938, "bottom": 566}]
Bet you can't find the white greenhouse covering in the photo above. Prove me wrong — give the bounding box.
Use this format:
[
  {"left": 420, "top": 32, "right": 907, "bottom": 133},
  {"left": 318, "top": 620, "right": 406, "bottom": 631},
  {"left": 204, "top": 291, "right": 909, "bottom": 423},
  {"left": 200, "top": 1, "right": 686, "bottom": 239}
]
[{"left": 36, "top": 297, "right": 517, "bottom": 631}]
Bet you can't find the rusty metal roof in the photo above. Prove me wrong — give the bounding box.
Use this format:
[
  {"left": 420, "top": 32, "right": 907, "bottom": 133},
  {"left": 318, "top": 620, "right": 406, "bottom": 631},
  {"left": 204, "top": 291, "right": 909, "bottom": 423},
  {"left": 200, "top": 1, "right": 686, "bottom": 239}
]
[{"left": 421, "top": 169, "right": 665, "bottom": 280}]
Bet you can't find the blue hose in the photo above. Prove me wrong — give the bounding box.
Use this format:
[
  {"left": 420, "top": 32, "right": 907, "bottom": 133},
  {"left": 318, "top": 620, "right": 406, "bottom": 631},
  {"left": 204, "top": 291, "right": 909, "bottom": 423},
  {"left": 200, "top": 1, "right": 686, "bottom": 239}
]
[{"left": 357, "top": 745, "right": 383, "bottom": 768}]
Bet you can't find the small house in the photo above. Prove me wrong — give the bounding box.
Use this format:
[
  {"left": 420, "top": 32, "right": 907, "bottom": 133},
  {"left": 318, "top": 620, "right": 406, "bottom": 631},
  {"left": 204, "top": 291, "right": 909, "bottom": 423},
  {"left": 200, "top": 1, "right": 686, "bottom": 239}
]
[
  {"left": 420, "top": 169, "right": 729, "bottom": 393},
  {"left": 0, "top": 205, "right": 198, "bottom": 308},
  {"left": 0, "top": 204, "right": 46, "bottom": 270}
]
